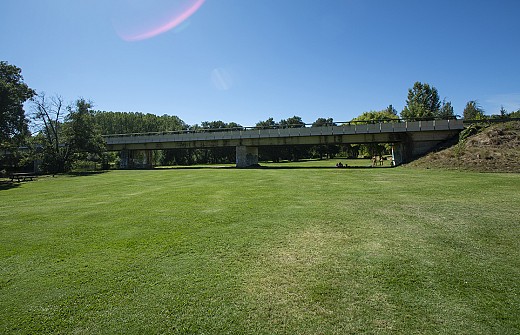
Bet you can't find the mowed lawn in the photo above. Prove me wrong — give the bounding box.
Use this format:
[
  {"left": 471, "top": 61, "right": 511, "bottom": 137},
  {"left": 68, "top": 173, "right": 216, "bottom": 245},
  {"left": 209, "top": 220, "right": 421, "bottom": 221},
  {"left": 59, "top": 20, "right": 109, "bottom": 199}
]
[{"left": 1, "top": 163, "right": 519, "bottom": 334}]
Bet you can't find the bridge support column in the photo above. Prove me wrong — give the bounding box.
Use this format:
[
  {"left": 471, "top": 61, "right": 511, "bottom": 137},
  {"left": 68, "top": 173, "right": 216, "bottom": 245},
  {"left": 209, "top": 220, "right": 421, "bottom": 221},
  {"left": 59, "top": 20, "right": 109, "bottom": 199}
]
[
  {"left": 120, "top": 150, "right": 130, "bottom": 169},
  {"left": 391, "top": 144, "right": 404, "bottom": 166},
  {"left": 119, "top": 150, "right": 153, "bottom": 169},
  {"left": 236, "top": 146, "right": 258, "bottom": 168}
]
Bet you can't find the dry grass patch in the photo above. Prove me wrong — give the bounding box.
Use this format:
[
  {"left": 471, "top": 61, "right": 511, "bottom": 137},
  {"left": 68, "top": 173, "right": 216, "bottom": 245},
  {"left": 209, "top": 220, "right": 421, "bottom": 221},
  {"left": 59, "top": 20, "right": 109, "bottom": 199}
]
[{"left": 409, "top": 121, "right": 520, "bottom": 172}]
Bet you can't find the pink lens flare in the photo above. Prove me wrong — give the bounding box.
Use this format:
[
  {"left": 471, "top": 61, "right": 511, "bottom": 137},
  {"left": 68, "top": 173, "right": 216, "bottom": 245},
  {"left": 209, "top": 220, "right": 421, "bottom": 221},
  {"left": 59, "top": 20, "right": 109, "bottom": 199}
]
[{"left": 115, "top": 0, "right": 206, "bottom": 42}]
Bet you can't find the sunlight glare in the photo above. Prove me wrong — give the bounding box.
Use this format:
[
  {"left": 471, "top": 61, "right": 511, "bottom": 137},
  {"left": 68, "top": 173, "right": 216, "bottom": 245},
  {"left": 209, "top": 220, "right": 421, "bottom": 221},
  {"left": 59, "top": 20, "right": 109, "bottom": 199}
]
[{"left": 113, "top": 0, "right": 205, "bottom": 42}]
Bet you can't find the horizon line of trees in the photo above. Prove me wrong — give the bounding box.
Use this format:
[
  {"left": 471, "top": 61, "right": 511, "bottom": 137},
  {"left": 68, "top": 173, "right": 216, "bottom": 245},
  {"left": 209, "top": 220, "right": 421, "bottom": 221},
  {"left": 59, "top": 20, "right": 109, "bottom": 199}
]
[{"left": 2, "top": 60, "right": 520, "bottom": 173}]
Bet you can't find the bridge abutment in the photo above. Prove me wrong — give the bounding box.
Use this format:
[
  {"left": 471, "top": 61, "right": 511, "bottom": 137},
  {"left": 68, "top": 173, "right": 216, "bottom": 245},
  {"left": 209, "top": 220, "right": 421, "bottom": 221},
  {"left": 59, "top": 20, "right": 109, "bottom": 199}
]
[
  {"left": 392, "top": 131, "right": 459, "bottom": 165},
  {"left": 236, "top": 146, "right": 259, "bottom": 168}
]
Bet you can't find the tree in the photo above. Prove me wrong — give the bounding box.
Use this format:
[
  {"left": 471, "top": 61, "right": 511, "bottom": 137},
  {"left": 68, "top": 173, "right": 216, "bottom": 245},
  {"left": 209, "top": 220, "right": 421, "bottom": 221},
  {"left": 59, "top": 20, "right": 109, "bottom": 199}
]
[
  {"left": 401, "top": 82, "right": 441, "bottom": 120},
  {"left": 32, "top": 93, "right": 70, "bottom": 173},
  {"left": 256, "top": 118, "right": 277, "bottom": 128},
  {"left": 312, "top": 118, "right": 336, "bottom": 127},
  {"left": 201, "top": 120, "right": 227, "bottom": 129},
  {"left": 92, "top": 111, "right": 187, "bottom": 134},
  {"left": 351, "top": 107, "right": 399, "bottom": 123},
  {"left": 463, "top": 101, "right": 485, "bottom": 120},
  {"left": 279, "top": 115, "right": 305, "bottom": 128},
  {"left": 438, "top": 100, "right": 455, "bottom": 119},
  {"left": 65, "top": 99, "right": 105, "bottom": 160},
  {"left": 499, "top": 106, "right": 508, "bottom": 118},
  {"left": 0, "top": 61, "right": 35, "bottom": 147},
  {"left": 32, "top": 95, "right": 106, "bottom": 173},
  {"left": 385, "top": 104, "right": 398, "bottom": 116}
]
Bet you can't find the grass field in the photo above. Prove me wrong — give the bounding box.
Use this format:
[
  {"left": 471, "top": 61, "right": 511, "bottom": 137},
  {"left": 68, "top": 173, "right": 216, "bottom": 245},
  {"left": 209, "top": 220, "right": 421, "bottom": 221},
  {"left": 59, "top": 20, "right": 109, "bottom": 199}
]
[{"left": 1, "top": 161, "right": 519, "bottom": 334}]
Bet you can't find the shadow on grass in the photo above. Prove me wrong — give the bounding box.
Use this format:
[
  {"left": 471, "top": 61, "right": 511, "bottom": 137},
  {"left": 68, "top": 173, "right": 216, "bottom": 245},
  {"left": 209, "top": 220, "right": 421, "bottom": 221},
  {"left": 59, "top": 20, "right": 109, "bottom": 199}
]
[
  {"left": 257, "top": 166, "right": 392, "bottom": 170},
  {"left": 154, "top": 165, "right": 394, "bottom": 170},
  {"left": 0, "top": 180, "right": 22, "bottom": 191},
  {"left": 66, "top": 170, "right": 111, "bottom": 177}
]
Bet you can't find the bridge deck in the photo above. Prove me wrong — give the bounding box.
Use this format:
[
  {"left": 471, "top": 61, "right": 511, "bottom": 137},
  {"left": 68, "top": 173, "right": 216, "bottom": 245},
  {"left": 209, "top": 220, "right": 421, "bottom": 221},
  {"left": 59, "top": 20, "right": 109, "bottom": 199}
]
[{"left": 104, "top": 119, "right": 463, "bottom": 149}]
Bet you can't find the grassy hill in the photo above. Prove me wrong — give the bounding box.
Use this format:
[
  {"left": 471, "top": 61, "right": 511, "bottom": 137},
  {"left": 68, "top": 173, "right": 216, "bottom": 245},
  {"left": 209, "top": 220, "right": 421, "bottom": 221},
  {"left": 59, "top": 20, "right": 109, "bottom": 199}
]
[{"left": 408, "top": 121, "right": 520, "bottom": 172}]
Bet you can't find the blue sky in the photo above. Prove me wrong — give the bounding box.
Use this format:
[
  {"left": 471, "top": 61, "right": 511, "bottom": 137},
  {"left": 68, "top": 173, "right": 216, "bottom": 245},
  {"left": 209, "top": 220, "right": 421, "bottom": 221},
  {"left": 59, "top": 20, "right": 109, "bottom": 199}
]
[{"left": 1, "top": 0, "right": 519, "bottom": 126}]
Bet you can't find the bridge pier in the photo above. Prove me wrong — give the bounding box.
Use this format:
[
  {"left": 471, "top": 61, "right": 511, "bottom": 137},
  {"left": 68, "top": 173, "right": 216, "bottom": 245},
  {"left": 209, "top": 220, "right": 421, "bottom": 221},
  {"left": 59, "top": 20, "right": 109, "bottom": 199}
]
[
  {"left": 120, "top": 150, "right": 153, "bottom": 169},
  {"left": 391, "top": 143, "right": 406, "bottom": 166},
  {"left": 236, "top": 146, "right": 259, "bottom": 168}
]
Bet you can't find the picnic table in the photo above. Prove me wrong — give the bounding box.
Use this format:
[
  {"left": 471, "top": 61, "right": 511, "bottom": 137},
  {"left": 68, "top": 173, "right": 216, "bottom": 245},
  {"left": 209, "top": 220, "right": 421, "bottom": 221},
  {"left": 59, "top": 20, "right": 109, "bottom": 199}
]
[{"left": 9, "top": 172, "right": 37, "bottom": 182}]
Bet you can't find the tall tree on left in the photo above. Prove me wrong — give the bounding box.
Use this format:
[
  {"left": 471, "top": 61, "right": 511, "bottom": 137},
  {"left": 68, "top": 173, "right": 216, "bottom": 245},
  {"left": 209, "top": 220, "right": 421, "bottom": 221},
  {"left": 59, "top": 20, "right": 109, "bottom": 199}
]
[
  {"left": 0, "top": 61, "right": 35, "bottom": 147},
  {"left": 32, "top": 93, "right": 71, "bottom": 173}
]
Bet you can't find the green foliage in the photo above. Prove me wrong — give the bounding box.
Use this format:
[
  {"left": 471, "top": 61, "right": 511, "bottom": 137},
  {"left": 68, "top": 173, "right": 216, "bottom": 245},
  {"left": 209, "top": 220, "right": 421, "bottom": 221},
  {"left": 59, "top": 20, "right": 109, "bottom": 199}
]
[
  {"left": 200, "top": 120, "right": 242, "bottom": 130},
  {"left": 509, "top": 109, "right": 520, "bottom": 118},
  {"left": 0, "top": 61, "right": 35, "bottom": 146},
  {"left": 489, "top": 107, "right": 520, "bottom": 120},
  {"left": 311, "top": 117, "right": 335, "bottom": 127},
  {"left": 351, "top": 106, "right": 399, "bottom": 123},
  {"left": 255, "top": 117, "right": 277, "bottom": 128},
  {"left": 92, "top": 111, "right": 187, "bottom": 134},
  {"left": 1, "top": 168, "right": 519, "bottom": 334},
  {"left": 401, "top": 82, "right": 443, "bottom": 120},
  {"left": 279, "top": 115, "right": 305, "bottom": 128},
  {"left": 463, "top": 100, "right": 486, "bottom": 120},
  {"left": 350, "top": 108, "right": 398, "bottom": 157},
  {"left": 499, "top": 105, "right": 508, "bottom": 117},
  {"left": 65, "top": 99, "right": 105, "bottom": 159},
  {"left": 32, "top": 96, "right": 107, "bottom": 173},
  {"left": 438, "top": 99, "right": 455, "bottom": 119}
]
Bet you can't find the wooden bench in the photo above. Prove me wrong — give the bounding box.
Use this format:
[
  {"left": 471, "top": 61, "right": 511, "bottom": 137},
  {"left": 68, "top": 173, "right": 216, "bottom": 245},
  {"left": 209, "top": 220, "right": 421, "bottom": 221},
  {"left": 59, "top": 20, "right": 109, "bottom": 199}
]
[{"left": 9, "top": 173, "right": 37, "bottom": 182}]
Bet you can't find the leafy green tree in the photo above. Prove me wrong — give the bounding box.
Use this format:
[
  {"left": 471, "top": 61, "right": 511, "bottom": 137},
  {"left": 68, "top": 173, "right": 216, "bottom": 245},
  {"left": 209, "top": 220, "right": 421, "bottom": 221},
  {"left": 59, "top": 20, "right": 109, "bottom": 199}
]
[
  {"left": 200, "top": 120, "right": 242, "bottom": 131},
  {"left": 438, "top": 100, "right": 455, "bottom": 119},
  {"left": 400, "top": 82, "right": 441, "bottom": 120},
  {"left": 312, "top": 117, "right": 336, "bottom": 127},
  {"left": 351, "top": 107, "right": 399, "bottom": 123},
  {"left": 32, "top": 95, "right": 107, "bottom": 173},
  {"left": 384, "top": 104, "right": 398, "bottom": 116},
  {"left": 256, "top": 118, "right": 277, "bottom": 128},
  {"left": 201, "top": 120, "right": 227, "bottom": 129},
  {"left": 65, "top": 99, "right": 105, "bottom": 160},
  {"left": 279, "top": 115, "right": 305, "bottom": 128},
  {"left": 0, "top": 61, "right": 35, "bottom": 147},
  {"left": 92, "top": 111, "right": 187, "bottom": 134},
  {"left": 463, "top": 101, "right": 486, "bottom": 120}
]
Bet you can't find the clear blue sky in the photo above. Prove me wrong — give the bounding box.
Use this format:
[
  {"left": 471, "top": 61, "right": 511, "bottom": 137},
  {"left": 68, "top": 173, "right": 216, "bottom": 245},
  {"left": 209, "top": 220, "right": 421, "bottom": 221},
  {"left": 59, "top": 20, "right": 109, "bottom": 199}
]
[{"left": 2, "top": 0, "right": 519, "bottom": 126}]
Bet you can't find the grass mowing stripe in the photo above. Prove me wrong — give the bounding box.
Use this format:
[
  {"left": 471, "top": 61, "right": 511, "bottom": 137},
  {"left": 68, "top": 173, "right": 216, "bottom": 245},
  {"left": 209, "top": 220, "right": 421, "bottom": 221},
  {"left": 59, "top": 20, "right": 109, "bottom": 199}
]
[{"left": 1, "top": 165, "right": 519, "bottom": 334}]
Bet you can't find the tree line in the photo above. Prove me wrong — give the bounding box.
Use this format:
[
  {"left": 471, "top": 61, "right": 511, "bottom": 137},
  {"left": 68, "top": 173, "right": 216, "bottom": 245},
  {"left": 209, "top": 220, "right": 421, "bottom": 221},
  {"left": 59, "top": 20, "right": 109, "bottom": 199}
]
[{"left": 2, "top": 61, "right": 519, "bottom": 174}]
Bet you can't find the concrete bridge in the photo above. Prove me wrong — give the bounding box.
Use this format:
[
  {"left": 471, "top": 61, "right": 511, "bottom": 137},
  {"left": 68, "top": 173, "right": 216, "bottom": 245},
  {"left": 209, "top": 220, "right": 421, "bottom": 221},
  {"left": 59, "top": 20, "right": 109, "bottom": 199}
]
[{"left": 103, "top": 119, "right": 464, "bottom": 168}]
